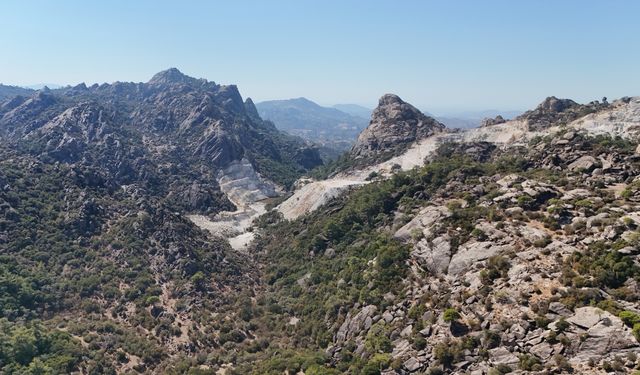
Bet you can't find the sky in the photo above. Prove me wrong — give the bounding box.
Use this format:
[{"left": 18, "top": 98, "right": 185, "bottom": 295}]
[{"left": 1, "top": 0, "right": 639, "bottom": 115}]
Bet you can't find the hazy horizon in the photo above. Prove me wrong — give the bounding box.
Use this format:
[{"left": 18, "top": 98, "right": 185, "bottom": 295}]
[{"left": 2, "top": 0, "right": 639, "bottom": 113}]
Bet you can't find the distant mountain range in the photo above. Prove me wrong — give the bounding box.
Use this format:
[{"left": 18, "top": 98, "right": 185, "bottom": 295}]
[
  {"left": 332, "top": 103, "right": 372, "bottom": 119},
  {"left": 256, "top": 97, "right": 369, "bottom": 153},
  {"left": 430, "top": 110, "right": 524, "bottom": 129},
  {"left": 23, "top": 83, "right": 64, "bottom": 90},
  {"left": 256, "top": 98, "right": 524, "bottom": 156},
  {"left": 0, "top": 84, "right": 34, "bottom": 101}
]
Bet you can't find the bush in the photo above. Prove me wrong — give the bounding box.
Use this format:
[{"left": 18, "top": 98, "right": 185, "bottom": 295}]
[
  {"left": 555, "top": 318, "right": 570, "bottom": 333},
  {"left": 433, "top": 343, "right": 456, "bottom": 367},
  {"left": 365, "top": 323, "right": 392, "bottom": 354},
  {"left": 443, "top": 308, "right": 460, "bottom": 323},
  {"left": 519, "top": 354, "right": 542, "bottom": 371},
  {"left": 412, "top": 336, "right": 427, "bottom": 350},
  {"left": 619, "top": 311, "right": 640, "bottom": 327}
]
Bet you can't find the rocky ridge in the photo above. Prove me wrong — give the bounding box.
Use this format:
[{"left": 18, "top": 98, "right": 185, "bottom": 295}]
[
  {"left": 0, "top": 69, "right": 324, "bottom": 373},
  {"left": 350, "top": 94, "right": 446, "bottom": 159},
  {"left": 254, "top": 126, "right": 640, "bottom": 374},
  {"left": 278, "top": 96, "right": 640, "bottom": 221}
]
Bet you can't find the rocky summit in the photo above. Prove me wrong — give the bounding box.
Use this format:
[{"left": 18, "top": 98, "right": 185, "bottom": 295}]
[
  {"left": 1, "top": 70, "right": 640, "bottom": 375},
  {"left": 351, "top": 94, "right": 445, "bottom": 161}
]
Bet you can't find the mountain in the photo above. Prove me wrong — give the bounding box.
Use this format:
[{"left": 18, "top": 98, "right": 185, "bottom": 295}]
[
  {"left": 262, "top": 95, "right": 640, "bottom": 374},
  {"left": 2, "top": 78, "right": 640, "bottom": 374},
  {"left": 256, "top": 97, "right": 369, "bottom": 153},
  {"left": 0, "top": 83, "right": 33, "bottom": 101},
  {"left": 516, "top": 96, "right": 608, "bottom": 130},
  {"left": 333, "top": 103, "right": 373, "bottom": 119},
  {"left": 0, "top": 68, "right": 322, "bottom": 373},
  {"left": 1, "top": 69, "right": 321, "bottom": 187},
  {"left": 434, "top": 110, "right": 523, "bottom": 130},
  {"left": 351, "top": 94, "right": 446, "bottom": 160},
  {"left": 23, "top": 83, "right": 64, "bottom": 90}
]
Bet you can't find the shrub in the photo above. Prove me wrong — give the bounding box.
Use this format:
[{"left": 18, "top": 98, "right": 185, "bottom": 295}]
[
  {"left": 443, "top": 308, "right": 460, "bottom": 323},
  {"left": 519, "top": 354, "right": 542, "bottom": 371},
  {"left": 619, "top": 311, "right": 640, "bottom": 327},
  {"left": 483, "top": 330, "right": 501, "bottom": 349},
  {"left": 555, "top": 318, "right": 570, "bottom": 333},
  {"left": 365, "top": 323, "right": 392, "bottom": 354},
  {"left": 433, "top": 343, "right": 456, "bottom": 367}
]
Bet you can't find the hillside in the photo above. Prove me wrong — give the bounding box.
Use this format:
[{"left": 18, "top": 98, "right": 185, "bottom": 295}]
[
  {"left": 1, "top": 85, "right": 640, "bottom": 374},
  {"left": 0, "top": 83, "right": 33, "bottom": 101},
  {"left": 256, "top": 97, "right": 369, "bottom": 153},
  {"left": 333, "top": 103, "right": 373, "bottom": 119},
  {"left": 0, "top": 69, "right": 322, "bottom": 373},
  {"left": 242, "top": 95, "right": 640, "bottom": 374}
]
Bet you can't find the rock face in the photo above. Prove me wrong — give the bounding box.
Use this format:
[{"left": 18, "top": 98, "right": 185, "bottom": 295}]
[
  {"left": 351, "top": 94, "right": 445, "bottom": 159},
  {"left": 335, "top": 305, "right": 377, "bottom": 344},
  {"left": 517, "top": 96, "right": 608, "bottom": 130},
  {"left": 0, "top": 68, "right": 322, "bottom": 190},
  {"left": 480, "top": 115, "right": 506, "bottom": 127},
  {"left": 0, "top": 83, "right": 33, "bottom": 101}
]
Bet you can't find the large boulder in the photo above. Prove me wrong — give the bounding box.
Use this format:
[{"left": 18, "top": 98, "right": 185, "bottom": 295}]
[
  {"left": 448, "top": 241, "right": 512, "bottom": 276},
  {"left": 568, "top": 307, "right": 639, "bottom": 363},
  {"left": 335, "top": 305, "right": 377, "bottom": 344}
]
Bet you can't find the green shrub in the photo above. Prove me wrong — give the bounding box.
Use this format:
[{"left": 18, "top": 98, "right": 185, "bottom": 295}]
[
  {"left": 519, "top": 354, "right": 542, "bottom": 371},
  {"left": 443, "top": 308, "right": 460, "bottom": 323},
  {"left": 619, "top": 311, "right": 640, "bottom": 327}
]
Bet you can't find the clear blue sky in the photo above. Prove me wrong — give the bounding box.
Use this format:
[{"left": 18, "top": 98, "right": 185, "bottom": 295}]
[{"left": 1, "top": 0, "right": 638, "bottom": 113}]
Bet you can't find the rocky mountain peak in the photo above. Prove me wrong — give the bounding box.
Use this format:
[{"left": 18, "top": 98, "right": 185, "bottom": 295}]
[
  {"left": 148, "top": 68, "right": 201, "bottom": 86},
  {"left": 243, "top": 97, "right": 261, "bottom": 122},
  {"left": 377, "top": 93, "right": 404, "bottom": 106},
  {"left": 517, "top": 96, "right": 608, "bottom": 130},
  {"left": 480, "top": 115, "right": 507, "bottom": 127},
  {"left": 350, "top": 93, "right": 445, "bottom": 159}
]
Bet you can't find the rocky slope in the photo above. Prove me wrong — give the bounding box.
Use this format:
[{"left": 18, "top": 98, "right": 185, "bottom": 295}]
[
  {"left": 245, "top": 105, "right": 640, "bottom": 374},
  {"left": 350, "top": 94, "right": 446, "bottom": 160},
  {"left": 257, "top": 97, "right": 369, "bottom": 155},
  {"left": 2, "top": 78, "right": 640, "bottom": 374},
  {"left": 279, "top": 96, "right": 640, "bottom": 222},
  {"left": 0, "top": 83, "right": 33, "bottom": 101},
  {"left": 0, "top": 69, "right": 323, "bottom": 373}
]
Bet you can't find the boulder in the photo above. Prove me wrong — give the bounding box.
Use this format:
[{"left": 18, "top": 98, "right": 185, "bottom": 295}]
[
  {"left": 412, "top": 235, "right": 452, "bottom": 275},
  {"left": 568, "top": 155, "right": 597, "bottom": 172},
  {"left": 404, "top": 357, "right": 422, "bottom": 372},
  {"left": 394, "top": 205, "right": 450, "bottom": 241},
  {"left": 448, "top": 242, "right": 512, "bottom": 276},
  {"left": 563, "top": 306, "right": 639, "bottom": 363},
  {"left": 488, "top": 347, "right": 519, "bottom": 366},
  {"left": 335, "top": 305, "right": 377, "bottom": 343},
  {"left": 567, "top": 307, "right": 605, "bottom": 329},
  {"left": 529, "top": 341, "right": 553, "bottom": 360}
]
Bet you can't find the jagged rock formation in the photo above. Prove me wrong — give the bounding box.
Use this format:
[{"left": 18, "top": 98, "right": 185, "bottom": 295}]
[
  {"left": 516, "top": 96, "right": 609, "bottom": 130},
  {"left": 0, "top": 68, "right": 322, "bottom": 188},
  {"left": 0, "top": 69, "right": 323, "bottom": 373},
  {"left": 0, "top": 83, "right": 33, "bottom": 101},
  {"left": 480, "top": 115, "right": 506, "bottom": 127},
  {"left": 350, "top": 94, "right": 445, "bottom": 159}
]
